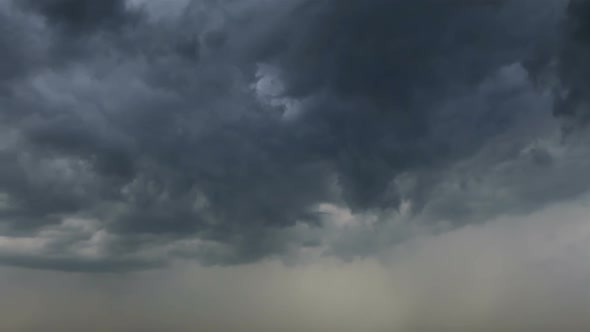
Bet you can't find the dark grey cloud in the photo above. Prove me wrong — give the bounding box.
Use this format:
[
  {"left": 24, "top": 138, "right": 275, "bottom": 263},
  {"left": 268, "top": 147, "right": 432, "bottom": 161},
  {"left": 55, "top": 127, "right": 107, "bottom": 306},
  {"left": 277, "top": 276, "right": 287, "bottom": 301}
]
[
  {"left": 251, "top": 0, "right": 566, "bottom": 211},
  {"left": 553, "top": 0, "right": 590, "bottom": 130},
  {"left": 0, "top": 0, "right": 588, "bottom": 272},
  {"left": 19, "top": 0, "right": 135, "bottom": 32}
]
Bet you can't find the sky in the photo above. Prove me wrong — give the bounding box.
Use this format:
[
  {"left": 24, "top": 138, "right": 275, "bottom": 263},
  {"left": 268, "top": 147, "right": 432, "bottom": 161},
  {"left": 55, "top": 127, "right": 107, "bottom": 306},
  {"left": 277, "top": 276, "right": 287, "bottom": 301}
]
[{"left": 1, "top": 0, "right": 590, "bottom": 330}]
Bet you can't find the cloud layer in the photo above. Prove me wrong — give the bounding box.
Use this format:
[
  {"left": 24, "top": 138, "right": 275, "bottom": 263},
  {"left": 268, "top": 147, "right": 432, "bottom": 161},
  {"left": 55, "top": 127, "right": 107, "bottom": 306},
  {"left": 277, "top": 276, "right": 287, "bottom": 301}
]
[{"left": 0, "top": 0, "right": 590, "bottom": 271}]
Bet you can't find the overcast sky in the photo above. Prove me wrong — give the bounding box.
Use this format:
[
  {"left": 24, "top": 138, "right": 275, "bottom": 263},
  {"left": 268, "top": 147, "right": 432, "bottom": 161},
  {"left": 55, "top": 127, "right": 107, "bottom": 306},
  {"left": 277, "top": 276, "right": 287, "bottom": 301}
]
[{"left": 1, "top": 0, "right": 590, "bottom": 330}]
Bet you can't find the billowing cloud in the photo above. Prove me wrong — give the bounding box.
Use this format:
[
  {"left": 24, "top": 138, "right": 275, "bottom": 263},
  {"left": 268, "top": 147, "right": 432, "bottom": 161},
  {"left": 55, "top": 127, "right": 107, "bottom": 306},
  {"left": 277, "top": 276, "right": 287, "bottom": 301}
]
[
  {"left": 0, "top": 0, "right": 589, "bottom": 272},
  {"left": 553, "top": 0, "right": 590, "bottom": 129}
]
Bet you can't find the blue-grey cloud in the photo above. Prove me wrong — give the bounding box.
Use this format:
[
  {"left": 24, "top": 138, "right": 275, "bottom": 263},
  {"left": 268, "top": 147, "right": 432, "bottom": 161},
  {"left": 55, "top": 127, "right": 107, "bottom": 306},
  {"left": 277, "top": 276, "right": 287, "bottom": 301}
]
[{"left": 0, "top": 0, "right": 587, "bottom": 271}]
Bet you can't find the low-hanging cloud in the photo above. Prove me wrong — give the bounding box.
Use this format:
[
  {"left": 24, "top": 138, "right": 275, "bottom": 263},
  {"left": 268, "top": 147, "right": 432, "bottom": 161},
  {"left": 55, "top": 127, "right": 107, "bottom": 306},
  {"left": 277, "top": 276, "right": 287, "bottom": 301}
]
[{"left": 0, "top": 0, "right": 589, "bottom": 271}]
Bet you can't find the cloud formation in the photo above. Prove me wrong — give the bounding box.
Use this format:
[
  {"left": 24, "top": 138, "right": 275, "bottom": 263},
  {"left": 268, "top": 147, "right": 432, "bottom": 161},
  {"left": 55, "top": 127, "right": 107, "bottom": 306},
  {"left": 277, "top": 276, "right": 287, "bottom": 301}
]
[
  {"left": 0, "top": 0, "right": 589, "bottom": 271},
  {"left": 554, "top": 0, "right": 590, "bottom": 128}
]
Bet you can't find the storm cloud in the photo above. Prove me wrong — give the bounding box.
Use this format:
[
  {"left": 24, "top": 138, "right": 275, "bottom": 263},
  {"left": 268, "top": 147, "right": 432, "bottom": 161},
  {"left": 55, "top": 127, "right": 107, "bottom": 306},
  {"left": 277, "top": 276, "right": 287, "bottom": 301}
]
[
  {"left": 0, "top": 0, "right": 589, "bottom": 272},
  {"left": 554, "top": 0, "right": 590, "bottom": 128}
]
